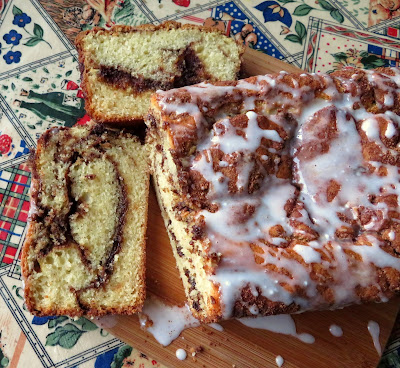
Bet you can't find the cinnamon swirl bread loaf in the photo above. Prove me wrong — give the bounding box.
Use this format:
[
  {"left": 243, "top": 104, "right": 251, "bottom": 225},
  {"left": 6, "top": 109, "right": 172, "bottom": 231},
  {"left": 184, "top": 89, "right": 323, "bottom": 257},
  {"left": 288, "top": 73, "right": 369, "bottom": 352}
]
[
  {"left": 22, "top": 123, "right": 149, "bottom": 316},
  {"left": 75, "top": 21, "right": 244, "bottom": 124},
  {"left": 146, "top": 68, "right": 400, "bottom": 322}
]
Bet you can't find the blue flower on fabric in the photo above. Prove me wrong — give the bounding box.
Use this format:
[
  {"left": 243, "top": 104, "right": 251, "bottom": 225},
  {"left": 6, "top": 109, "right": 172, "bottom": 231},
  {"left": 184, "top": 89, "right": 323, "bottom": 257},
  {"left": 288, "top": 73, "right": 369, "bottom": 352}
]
[
  {"left": 32, "top": 316, "right": 57, "bottom": 325},
  {"left": 3, "top": 50, "right": 21, "bottom": 64},
  {"left": 13, "top": 13, "right": 32, "bottom": 28},
  {"left": 94, "top": 347, "right": 119, "bottom": 368},
  {"left": 3, "top": 30, "right": 22, "bottom": 45},
  {"left": 255, "top": 1, "right": 292, "bottom": 27}
]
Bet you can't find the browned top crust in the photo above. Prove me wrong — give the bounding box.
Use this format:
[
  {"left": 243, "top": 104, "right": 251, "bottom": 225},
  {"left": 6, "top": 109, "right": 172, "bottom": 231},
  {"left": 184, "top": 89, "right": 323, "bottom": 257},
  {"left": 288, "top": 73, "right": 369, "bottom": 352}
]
[
  {"left": 75, "top": 21, "right": 227, "bottom": 44},
  {"left": 148, "top": 67, "right": 400, "bottom": 319}
]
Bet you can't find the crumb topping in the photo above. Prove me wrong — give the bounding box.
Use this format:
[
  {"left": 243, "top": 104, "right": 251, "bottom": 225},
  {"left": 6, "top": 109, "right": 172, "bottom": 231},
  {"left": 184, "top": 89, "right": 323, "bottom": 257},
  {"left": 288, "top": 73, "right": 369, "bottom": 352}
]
[{"left": 155, "top": 67, "right": 400, "bottom": 318}]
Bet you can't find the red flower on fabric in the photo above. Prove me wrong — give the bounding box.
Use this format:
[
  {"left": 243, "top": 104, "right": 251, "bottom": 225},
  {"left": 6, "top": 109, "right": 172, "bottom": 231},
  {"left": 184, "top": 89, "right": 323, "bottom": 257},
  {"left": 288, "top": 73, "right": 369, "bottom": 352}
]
[
  {"left": 76, "top": 114, "right": 91, "bottom": 126},
  {"left": 0, "top": 134, "right": 12, "bottom": 155},
  {"left": 173, "top": 0, "right": 190, "bottom": 7}
]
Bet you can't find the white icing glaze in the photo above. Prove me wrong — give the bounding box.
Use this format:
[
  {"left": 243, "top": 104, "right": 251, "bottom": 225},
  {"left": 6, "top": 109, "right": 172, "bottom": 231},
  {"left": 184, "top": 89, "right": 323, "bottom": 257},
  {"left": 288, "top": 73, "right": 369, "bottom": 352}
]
[
  {"left": 176, "top": 348, "right": 187, "bottom": 360},
  {"left": 275, "top": 355, "right": 284, "bottom": 367},
  {"left": 94, "top": 315, "right": 118, "bottom": 329},
  {"left": 248, "top": 305, "right": 259, "bottom": 315},
  {"left": 368, "top": 320, "right": 382, "bottom": 356},
  {"left": 329, "top": 324, "right": 343, "bottom": 337},
  {"left": 137, "top": 298, "right": 318, "bottom": 349},
  {"left": 157, "top": 69, "right": 400, "bottom": 319},
  {"left": 385, "top": 121, "right": 397, "bottom": 138},
  {"left": 237, "top": 314, "right": 315, "bottom": 344},
  {"left": 366, "top": 70, "right": 396, "bottom": 108},
  {"left": 138, "top": 295, "right": 200, "bottom": 346},
  {"left": 202, "top": 181, "right": 296, "bottom": 244},
  {"left": 208, "top": 323, "right": 224, "bottom": 332},
  {"left": 293, "top": 244, "right": 321, "bottom": 264},
  {"left": 203, "top": 111, "right": 282, "bottom": 157}
]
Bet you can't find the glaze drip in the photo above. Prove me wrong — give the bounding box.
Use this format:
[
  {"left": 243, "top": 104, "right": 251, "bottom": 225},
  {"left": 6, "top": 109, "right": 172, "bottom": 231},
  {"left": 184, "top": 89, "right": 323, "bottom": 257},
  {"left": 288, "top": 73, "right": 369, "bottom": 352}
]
[{"left": 156, "top": 68, "right": 400, "bottom": 319}]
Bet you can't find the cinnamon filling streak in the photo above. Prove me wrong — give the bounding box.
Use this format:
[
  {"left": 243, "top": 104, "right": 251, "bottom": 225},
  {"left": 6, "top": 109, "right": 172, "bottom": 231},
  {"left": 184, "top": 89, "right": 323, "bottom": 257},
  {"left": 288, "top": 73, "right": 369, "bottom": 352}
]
[
  {"left": 31, "top": 127, "right": 128, "bottom": 310},
  {"left": 99, "top": 46, "right": 211, "bottom": 92}
]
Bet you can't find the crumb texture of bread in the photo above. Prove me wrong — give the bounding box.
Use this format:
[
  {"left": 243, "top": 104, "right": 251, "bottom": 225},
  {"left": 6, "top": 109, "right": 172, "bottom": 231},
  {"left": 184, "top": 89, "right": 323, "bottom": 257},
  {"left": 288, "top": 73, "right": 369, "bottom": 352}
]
[
  {"left": 146, "top": 67, "right": 400, "bottom": 322},
  {"left": 75, "top": 21, "right": 244, "bottom": 123},
  {"left": 22, "top": 123, "right": 149, "bottom": 317}
]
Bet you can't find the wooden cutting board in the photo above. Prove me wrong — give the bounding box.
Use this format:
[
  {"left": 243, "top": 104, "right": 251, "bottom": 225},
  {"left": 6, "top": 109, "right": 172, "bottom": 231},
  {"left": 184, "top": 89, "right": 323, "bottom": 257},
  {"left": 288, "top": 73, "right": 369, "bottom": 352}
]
[{"left": 104, "top": 47, "right": 400, "bottom": 368}]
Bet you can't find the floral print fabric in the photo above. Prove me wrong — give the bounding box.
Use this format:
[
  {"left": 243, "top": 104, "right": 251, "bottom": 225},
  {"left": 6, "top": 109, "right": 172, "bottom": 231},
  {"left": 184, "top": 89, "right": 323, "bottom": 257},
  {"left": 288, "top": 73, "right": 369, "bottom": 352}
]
[{"left": 0, "top": 0, "right": 400, "bottom": 367}]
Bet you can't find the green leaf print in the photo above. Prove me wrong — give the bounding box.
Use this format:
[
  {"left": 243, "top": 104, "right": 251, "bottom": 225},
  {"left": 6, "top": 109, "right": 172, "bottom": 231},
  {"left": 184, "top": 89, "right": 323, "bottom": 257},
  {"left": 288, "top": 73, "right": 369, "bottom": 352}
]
[
  {"left": 330, "top": 9, "right": 344, "bottom": 23},
  {"left": 46, "top": 323, "right": 85, "bottom": 349},
  {"left": 0, "top": 357, "right": 9, "bottom": 367},
  {"left": 43, "top": 67, "right": 49, "bottom": 74},
  {"left": 33, "top": 24, "right": 44, "bottom": 39},
  {"left": 12, "top": 286, "right": 24, "bottom": 300},
  {"left": 360, "top": 55, "right": 387, "bottom": 69},
  {"left": 111, "top": 345, "right": 133, "bottom": 368},
  {"left": 48, "top": 316, "right": 68, "bottom": 328},
  {"left": 12, "top": 5, "right": 23, "bottom": 16},
  {"left": 65, "top": 70, "right": 72, "bottom": 77},
  {"left": 32, "top": 84, "right": 40, "bottom": 89},
  {"left": 111, "top": 0, "right": 149, "bottom": 26},
  {"left": 22, "top": 77, "right": 33, "bottom": 82},
  {"left": 0, "top": 337, "right": 9, "bottom": 368},
  {"left": 74, "top": 317, "right": 98, "bottom": 331},
  {"left": 2, "top": 86, "right": 8, "bottom": 90},
  {"left": 11, "top": 83, "right": 15, "bottom": 91},
  {"left": 277, "top": 0, "right": 296, "bottom": 3},
  {"left": 295, "top": 21, "right": 306, "bottom": 39},
  {"left": 285, "top": 34, "right": 302, "bottom": 44},
  {"left": 51, "top": 83, "right": 56, "bottom": 89},
  {"left": 318, "top": 0, "right": 335, "bottom": 11},
  {"left": 24, "top": 38, "right": 42, "bottom": 47},
  {"left": 332, "top": 52, "right": 347, "bottom": 62},
  {"left": 293, "top": 4, "right": 314, "bottom": 16}
]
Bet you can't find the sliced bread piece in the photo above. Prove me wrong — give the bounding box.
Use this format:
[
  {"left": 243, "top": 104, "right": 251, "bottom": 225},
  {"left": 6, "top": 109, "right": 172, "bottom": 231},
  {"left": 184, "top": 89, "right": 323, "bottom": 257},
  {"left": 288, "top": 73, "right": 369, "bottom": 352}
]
[
  {"left": 75, "top": 21, "right": 244, "bottom": 124},
  {"left": 22, "top": 122, "right": 149, "bottom": 317}
]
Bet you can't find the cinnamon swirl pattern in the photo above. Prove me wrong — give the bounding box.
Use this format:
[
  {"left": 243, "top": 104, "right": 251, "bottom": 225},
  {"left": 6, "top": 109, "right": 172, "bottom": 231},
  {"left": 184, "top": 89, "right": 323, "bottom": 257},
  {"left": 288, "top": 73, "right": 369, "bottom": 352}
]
[{"left": 22, "top": 123, "right": 149, "bottom": 317}]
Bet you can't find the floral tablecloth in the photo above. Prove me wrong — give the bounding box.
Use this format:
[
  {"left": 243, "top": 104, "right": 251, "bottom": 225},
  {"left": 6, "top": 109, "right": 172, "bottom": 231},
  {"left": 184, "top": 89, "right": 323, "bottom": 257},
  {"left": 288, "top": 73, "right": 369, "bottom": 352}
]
[{"left": 0, "top": 0, "right": 400, "bottom": 367}]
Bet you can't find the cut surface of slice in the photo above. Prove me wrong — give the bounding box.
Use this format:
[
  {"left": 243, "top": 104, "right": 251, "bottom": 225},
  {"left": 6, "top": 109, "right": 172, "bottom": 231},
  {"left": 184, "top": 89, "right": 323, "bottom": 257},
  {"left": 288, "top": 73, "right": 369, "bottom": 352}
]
[
  {"left": 75, "top": 21, "right": 244, "bottom": 124},
  {"left": 22, "top": 123, "right": 149, "bottom": 317}
]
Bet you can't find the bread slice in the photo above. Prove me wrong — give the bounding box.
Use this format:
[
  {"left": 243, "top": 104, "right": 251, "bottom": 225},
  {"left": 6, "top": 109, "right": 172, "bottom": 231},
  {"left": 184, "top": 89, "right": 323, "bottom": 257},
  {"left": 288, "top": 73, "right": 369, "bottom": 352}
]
[
  {"left": 146, "top": 68, "right": 400, "bottom": 322},
  {"left": 75, "top": 21, "right": 244, "bottom": 124},
  {"left": 22, "top": 123, "right": 149, "bottom": 317}
]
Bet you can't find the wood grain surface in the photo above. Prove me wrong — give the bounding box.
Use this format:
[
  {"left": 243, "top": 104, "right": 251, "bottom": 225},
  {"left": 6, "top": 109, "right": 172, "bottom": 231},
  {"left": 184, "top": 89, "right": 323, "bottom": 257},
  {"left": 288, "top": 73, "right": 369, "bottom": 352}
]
[{"left": 242, "top": 47, "right": 302, "bottom": 76}]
